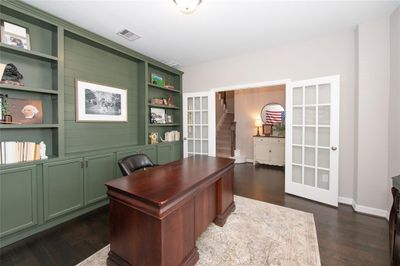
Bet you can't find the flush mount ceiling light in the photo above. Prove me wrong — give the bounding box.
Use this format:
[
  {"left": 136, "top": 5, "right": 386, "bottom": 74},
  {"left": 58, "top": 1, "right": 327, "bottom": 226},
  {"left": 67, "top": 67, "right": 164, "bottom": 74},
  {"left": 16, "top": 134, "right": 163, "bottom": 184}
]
[{"left": 173, "top": 0, "right": 202, "bottom": 14}]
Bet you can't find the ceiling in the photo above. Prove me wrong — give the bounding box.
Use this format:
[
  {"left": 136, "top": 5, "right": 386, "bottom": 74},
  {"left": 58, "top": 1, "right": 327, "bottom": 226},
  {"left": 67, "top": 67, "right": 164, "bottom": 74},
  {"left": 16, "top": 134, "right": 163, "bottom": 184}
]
[{"left": 22, "top": 0, "right": 400, "bottom": 68}]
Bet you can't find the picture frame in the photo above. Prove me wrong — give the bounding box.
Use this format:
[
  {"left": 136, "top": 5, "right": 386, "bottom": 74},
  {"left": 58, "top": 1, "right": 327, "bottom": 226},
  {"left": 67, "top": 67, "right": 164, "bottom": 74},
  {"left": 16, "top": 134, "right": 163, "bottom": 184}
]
[
  {"left": 262, "top": 124, "right": 272, "bottom": 136},
  {"left": 76, "top": 80, "right": 127, "bottom": 122},
  {"left": 0, "top": 20, "right": 30, "bottom": 50},
  {"left": 150, "top": 107, "right": 166, "bottom": 124},
  {"left": 166, "top": 114, "right": 173, "bottom": 124},
  {"left": 8, "top": 98, "right": 43, "bottom": 124},
  {"left": 151, "top": 73, "right": 165, "bottom": 87}
]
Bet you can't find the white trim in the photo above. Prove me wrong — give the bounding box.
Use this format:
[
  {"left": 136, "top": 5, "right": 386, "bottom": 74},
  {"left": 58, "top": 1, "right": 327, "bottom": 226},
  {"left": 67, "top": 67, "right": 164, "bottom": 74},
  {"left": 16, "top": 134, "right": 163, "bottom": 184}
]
[
  {"left": 338, "top": 197, "right": 389, "bottom": 220},
  {"left": 353, "top": 201, "right": 389, "bottom": 220},
  {"left": 338, "top": 196, "right": 353, "bottom": 205},
  {"left": 209, "top": 79, "right": 291, "bottom": 93}
]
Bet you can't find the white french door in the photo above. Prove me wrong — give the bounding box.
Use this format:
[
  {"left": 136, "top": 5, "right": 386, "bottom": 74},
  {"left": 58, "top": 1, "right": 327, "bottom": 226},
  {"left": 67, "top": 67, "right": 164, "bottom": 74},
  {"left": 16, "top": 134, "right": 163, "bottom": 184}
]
[
  {"left": 285, "top": 76, "right": 340, "bottom": 206},
  {"left": 183, "top": 92, "right": 214, "bottom": 157}
]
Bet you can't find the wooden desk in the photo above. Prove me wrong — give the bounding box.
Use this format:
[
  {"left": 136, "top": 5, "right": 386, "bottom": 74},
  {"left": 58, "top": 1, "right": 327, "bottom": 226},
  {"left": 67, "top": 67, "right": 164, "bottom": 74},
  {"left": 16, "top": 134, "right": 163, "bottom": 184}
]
[{"left": 105, "top": 156, "right": 235, "bottom": 266}]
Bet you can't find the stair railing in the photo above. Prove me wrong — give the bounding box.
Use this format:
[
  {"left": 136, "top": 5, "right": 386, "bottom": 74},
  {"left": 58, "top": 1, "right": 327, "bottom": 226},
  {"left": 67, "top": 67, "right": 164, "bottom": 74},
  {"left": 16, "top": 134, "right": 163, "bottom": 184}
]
[{"left": 230, "top": 121, "right": 236, "bottom": 156}]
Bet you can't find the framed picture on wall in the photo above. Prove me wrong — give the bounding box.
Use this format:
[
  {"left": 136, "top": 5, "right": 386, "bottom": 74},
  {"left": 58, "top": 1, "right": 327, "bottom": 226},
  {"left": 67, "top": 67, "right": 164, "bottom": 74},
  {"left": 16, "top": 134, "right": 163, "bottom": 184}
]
[
  {"left": 76, "top": 80, "right": 127, "bottom": 122},
  {"left": 0, "top": 20, "right": 30, "bottom": 50}
]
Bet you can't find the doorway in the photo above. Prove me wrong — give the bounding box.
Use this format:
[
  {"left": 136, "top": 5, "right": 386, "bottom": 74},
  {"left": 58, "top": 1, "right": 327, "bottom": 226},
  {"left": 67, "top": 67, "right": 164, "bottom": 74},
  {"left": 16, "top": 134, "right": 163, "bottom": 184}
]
[{"left": 183, "top": 76, "right": 340, "bottom": 207}]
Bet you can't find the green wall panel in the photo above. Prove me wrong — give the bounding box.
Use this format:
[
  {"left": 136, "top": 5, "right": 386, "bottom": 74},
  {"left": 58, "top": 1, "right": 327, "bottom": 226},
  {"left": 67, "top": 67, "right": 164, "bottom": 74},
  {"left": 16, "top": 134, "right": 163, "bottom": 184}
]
[
  {"left": 43, "top": 158, "right": 84, "bottom": 221},
  {"left": 0, "top": 166, "right": 37, "bottom": 237},
  {"left": 84, "top": 153, "right": 115, "bottom": 205},
  {"left": 63, "top": 32, "right": 141, "bottom": 154}
]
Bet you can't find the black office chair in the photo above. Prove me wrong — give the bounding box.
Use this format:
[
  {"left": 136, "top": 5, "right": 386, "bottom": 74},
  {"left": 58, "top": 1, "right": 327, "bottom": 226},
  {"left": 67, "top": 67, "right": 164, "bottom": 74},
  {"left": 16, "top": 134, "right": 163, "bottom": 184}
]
[{"left": 118, "top": 154, "right": 157, "bottom": 176}]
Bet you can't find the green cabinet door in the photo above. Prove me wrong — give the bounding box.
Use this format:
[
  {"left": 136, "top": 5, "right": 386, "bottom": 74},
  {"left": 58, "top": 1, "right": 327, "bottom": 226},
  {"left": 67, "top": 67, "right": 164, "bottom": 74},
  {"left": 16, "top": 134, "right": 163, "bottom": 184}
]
[
  {"left": 84, "top": 153, "right": 115, "bottom": 205},
  {"left": 140, "top": 145, "right": 157, "bottom": 164},
  {"left": 171, "top": 142, "right": 182, "bottom": 161},
  {"left": 157, "top": 143, "right": 174, "bottom": 164},
  {"left": 43, "top": 158, "right": 84, "bottom": 221},
  {"left": 0, "top": 166, "right": 37, "bottom": 237}
]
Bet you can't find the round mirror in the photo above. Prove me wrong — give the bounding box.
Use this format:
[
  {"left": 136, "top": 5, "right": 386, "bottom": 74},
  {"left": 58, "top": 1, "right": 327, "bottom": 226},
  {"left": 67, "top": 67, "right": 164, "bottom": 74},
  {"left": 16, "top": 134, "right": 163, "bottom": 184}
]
[{"left": 260, "top": 103, "right": 285, "bottom": 124}]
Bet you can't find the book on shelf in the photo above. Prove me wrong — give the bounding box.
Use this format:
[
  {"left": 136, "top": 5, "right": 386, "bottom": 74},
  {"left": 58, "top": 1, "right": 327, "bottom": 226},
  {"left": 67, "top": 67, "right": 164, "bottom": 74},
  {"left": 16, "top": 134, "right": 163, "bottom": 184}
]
[{"left": 0, "top": 141, "right": 46, "bottom": 164}]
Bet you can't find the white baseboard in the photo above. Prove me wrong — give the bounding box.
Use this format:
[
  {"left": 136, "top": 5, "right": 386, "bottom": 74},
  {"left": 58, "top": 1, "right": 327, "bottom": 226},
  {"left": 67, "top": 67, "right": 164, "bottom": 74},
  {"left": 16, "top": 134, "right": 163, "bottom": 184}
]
[
  {"left": 339, "top": 197, "right": 389, "bottom": 220},
  {"left": 338, "top": 196, "right": 353, "bottom": 205}
]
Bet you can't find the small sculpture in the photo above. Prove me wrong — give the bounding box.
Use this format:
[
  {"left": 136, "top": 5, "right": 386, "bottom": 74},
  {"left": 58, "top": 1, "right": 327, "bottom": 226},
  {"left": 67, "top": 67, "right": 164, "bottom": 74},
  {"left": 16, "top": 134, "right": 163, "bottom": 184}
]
[
  {"left": 167, "top": 95, "right": 174, "bottom": 106},
  {"left": 1, "top": 63, "right": 24, "bottom": 86},
  {"left": 148, "top": 132, "right": 159, "bottom": 144},
  {"left": 39, "top": 141, "right": 48, "bottom": 159}
]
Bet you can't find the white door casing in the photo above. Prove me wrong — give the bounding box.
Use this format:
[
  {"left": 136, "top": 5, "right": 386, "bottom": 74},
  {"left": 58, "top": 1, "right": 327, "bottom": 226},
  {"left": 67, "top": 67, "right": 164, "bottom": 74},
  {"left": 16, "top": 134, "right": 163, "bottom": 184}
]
[
  {"left": 285, "top": 75, "right": 340, "bottom": 206},
  {"left": 183, "top": 92, "right": 214, "bottom": 157}
]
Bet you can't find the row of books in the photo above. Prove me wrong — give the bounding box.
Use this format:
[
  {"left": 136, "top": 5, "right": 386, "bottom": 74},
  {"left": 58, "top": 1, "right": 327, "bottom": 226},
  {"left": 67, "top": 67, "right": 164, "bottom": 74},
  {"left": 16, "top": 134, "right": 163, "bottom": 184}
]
[{"left": 0, "top": 141, "right": 45, "bottom": 164}]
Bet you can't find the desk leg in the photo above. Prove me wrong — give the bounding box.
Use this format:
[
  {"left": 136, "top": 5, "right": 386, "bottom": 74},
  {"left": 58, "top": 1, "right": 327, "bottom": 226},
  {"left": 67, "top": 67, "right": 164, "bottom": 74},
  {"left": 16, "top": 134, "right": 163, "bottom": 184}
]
[{"left": 215, "top": 167, "right": 235, "bottom": 227}]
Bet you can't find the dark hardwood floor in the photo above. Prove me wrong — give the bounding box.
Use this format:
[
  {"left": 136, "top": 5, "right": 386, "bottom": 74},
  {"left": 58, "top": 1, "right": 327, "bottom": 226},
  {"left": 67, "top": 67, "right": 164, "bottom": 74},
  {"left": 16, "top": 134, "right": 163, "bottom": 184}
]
[{"left": 0, "top": 163, "right": 389, "bottom": 266}]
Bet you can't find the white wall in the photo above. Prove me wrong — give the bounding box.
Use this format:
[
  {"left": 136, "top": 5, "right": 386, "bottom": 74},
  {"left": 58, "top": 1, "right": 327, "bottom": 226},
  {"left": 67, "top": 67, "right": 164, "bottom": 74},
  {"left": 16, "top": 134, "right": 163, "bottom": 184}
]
[
  {"left": 234, "top": 85, "right": 285, "bottom": 160},
  {"left": 354, "top": 18, "right": 391, "bottom": 211},
  {"left": 183, "top": 30, "right": 355, "bottom": 199},
  {"left": 388, "top": 7, "right": 400, "bottom": 210}
]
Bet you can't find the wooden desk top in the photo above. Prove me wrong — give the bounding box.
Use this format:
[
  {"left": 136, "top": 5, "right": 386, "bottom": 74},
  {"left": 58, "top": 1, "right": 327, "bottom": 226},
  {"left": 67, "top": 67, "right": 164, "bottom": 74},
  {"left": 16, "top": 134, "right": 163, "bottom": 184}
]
[{"left": 106, "top": 156, "right": 234, "bottom": 208}]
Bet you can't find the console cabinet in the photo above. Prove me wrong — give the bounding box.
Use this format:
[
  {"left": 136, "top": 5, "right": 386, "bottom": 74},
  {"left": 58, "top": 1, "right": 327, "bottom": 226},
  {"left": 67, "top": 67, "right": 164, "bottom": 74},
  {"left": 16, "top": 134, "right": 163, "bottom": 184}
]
[{"left": 253, "top": 136, "right": 285, "bottom": 166}]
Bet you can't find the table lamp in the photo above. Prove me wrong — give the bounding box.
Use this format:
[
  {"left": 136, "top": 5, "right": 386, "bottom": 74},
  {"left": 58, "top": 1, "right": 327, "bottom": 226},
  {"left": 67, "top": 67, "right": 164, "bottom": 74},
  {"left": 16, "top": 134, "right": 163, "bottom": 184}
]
[{"left": 255, "top": 118, "right": 262, "bottom": 136}]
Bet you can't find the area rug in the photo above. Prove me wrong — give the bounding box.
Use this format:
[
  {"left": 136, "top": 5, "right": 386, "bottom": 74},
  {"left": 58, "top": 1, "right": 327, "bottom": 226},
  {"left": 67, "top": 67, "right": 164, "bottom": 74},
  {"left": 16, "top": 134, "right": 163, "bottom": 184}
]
[{"left": 77, "top": 196, "right": 321, "bottom": 266}]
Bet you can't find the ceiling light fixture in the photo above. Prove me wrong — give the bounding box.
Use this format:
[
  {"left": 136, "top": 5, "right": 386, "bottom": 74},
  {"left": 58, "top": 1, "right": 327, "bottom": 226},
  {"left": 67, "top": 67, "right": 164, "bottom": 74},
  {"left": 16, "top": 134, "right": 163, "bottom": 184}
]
[{"left": 173, "top": 0, "right": 202, "bottom": 14}]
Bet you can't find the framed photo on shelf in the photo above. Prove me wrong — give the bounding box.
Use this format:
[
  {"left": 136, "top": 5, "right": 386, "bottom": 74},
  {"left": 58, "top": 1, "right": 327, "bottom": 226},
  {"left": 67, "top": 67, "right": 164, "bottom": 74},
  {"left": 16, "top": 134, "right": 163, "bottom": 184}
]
[
  {"left": 8, "top": 98, "right": 43, "bottom": 124},
  {"left": 262, "top": 124, "right": 272, "bottom": 136},
  {"left": 151, "top": 73, "right": 165, "bottom": 87},
  {"left": 166, "top": 114, "right": 173, "bottom": 124},
  {"left": 150, "top": 107, "right": 166, "bottom": 124},
  {"left": 0, "top": 20, "right": 30, "bottom": 50},
  {"left": 76, "top": 80, "right": 127, "bottom": 122}
]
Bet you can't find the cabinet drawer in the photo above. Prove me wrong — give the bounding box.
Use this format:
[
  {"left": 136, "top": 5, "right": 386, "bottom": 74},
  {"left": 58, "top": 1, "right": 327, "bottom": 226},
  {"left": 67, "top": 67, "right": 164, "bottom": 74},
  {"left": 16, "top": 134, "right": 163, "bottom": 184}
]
[
  {"left": 254, "top": 137, "right": 267, "bottom": 143},
  {"left": 270, "top": 138, "right": 285, "bottom": 144}
]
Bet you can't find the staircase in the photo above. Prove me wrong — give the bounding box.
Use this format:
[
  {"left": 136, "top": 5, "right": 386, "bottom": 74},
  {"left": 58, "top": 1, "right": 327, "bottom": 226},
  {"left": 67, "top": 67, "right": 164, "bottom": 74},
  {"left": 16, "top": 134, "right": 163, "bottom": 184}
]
[{"left": 216, "top": 113, "right": 235, "bottom": 158}]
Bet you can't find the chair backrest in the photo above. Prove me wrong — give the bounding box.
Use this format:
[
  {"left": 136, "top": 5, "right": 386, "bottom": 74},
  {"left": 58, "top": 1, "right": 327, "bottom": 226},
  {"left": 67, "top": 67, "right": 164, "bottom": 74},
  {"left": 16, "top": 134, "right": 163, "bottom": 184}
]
[{"left": 118, "top": 154, "right": 156, "bottom": 176}]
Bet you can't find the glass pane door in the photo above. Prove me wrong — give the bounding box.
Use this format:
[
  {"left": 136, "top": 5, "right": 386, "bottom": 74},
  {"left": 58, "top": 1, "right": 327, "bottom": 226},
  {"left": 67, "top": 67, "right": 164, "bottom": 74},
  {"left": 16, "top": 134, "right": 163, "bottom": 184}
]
[
  {"left": 183, "top": 93, "right": 210, "bottom": 157},
  {"left": 286, "top": 76, "right": 339, "bottom": 207}
]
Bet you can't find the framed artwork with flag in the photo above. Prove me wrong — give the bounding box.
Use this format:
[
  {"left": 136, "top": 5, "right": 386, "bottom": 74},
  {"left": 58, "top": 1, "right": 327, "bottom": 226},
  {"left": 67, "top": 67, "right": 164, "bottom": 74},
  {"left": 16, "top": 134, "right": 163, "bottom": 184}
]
[{"left": 261, "top": 103, "right": 285, "bottom": 125}]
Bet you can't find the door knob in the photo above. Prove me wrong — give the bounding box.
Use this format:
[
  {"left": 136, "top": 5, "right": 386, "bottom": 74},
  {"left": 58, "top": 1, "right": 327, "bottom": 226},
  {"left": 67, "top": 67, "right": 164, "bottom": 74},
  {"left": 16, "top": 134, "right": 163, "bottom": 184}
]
[
  {"left": 331, "top": 146, "right": 337, "bottom": 151},
  {"left": 183, "top": 137, "right": 187, "bottom": 140}
]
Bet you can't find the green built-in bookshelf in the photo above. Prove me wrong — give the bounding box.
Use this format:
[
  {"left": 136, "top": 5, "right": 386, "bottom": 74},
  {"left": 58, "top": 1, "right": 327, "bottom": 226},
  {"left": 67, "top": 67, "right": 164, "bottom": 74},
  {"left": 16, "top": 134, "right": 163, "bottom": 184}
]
[{"left": 0, "top": 0, "right": 183, "bottom": 248}]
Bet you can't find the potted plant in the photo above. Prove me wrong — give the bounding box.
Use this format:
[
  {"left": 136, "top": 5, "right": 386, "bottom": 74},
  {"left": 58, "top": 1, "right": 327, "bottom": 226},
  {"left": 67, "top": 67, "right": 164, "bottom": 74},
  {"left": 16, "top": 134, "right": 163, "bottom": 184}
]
[
  {"left": 0, "top": 94, "right": 12, "bottom": 123},
  {"left": 273, "top": 123, "right": 285, "bottom": 137}
]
